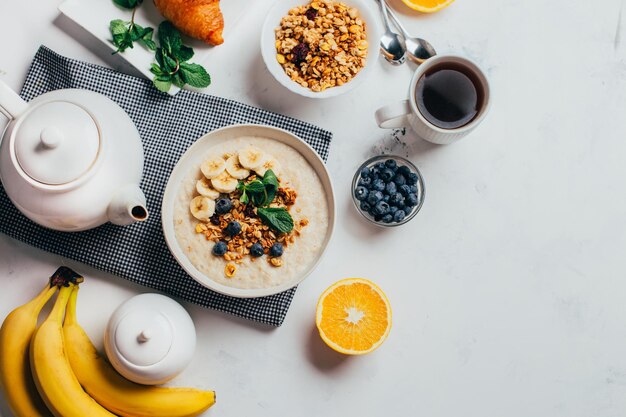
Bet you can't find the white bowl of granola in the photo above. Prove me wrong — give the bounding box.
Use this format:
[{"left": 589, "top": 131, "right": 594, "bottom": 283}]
[
  {"left": 261, "top": 0, "right": 382, "bottom": 98},
  {"left": 162, "top": 124, "right": 335, "bottom": 298}
]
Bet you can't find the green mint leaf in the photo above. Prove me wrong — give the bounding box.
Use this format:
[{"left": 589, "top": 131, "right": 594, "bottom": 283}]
[
  {"left": 257, "top": 208, "right": 294, "bottom": 234},
  {"left": 158, "top": 21, "right": 183, "bottom": 55},
  {"left": 262, "top": 169, "right": 279, "bottom": 190},
  {"left": 173, "top": 44, "right": 194, "bottom": 62},
  {"left": 153, "top": 75, "right": 172, "bottom": 92},
  {"left": 150, "top": 63, "right": 164, "bottom": 76},
  {"left": 245, "top": 180, "right": 265, "bottom": 193},
  {"left": 251, "top": 190, "right": 267, "bottom": 207},
  {"left": 112, "top": 0, "right": 139, "bottom": 9},
  {"left": 179, "top": 62, "right": 211, "bottom": 88},
  {"left": 240, "top": 190, "right": 249, "bottom": 204},
  {"left": 110, "top": 19, "right": 128, "bottom": 36},
  {"left": 141, "top": 28, "right": 157, "bottom": 51},
  {"left": 171, "top": 72, "right": 185, "bottom": 88}
]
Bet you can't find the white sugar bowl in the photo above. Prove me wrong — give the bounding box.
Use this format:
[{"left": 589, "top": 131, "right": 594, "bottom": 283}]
[{"left": 104, "top": 293, "right": 196, "bottom": 385}]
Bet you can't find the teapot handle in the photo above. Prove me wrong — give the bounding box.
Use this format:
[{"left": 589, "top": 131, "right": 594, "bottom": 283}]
[{"left": 0, "top": 78, "right": 28, "bottom": 120}]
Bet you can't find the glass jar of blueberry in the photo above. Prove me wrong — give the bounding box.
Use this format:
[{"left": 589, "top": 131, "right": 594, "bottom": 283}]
[{"left": 351, "top": 155, "right": 425, "bottom": 227}]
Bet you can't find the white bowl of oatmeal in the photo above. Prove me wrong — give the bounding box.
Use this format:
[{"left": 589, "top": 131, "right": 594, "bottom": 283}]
[
  {"left": 261, "top": 0, "right": 382, "bottom": 98},
  {"left": 162, "top": 124, "right": 335, "bottom": 298}
]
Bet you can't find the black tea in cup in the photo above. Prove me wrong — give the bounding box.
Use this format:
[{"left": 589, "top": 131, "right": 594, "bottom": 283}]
[{"left": 415, "top": 62, "right": 485, "bottom": 130}]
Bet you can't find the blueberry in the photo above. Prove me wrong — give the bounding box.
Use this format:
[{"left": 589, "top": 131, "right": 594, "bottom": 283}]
[
  {"left": 389, "top": 206, "right": 398, "bottom": 214},
  {"left": 215, "top": 198, "right": 233, "bottom": 214},
  {"left": 399, "top": 184, "right": 411, "bottom": 196},
  {"left": 269, "top": 243, "right": 284, "bottom": 257},
  {"left": 380, "top": 168, "right": 395, "bottom": 182},
  {"left": 360, "top": 201, "right": 372, "bottom": 212},
  {"left": 250, "top": 242, "right": 264, "bottom": 257},
  {"left": 389, "top": 193, "right": 405, "bottom": 206},
  {"left": 358, "top": 176, "right": 372, "bottom": 188},
  {"left": 381, "top": 214, "right": 393, "bottom": 223},
  {"left": 403, "top": 206, "right": 413, "bottom": 215},
  {"left": 212, "top": 241, "right": 227, "bottom": 256},
  {"left": 374, "top": 214, "right": 383, "bottom": 222},
  {"left": 375, "top": 162, "right": 386, "bottom": 171},
  {"left": 385, "top": 182, "right": 397, "bottom": 195},
  {"left": 406, "top": 193, "right": 419, "bottom": 207},
  {"left": 360, "top": 166, "right": 372, "bottom": 178},
  {"left": 366, "top": 190, "right": 383, "bottom": 205},
  {"left": 393, "top": 174, "right": 407, "bottom": 186},
  {"left": 383, "top": 194, "right": 390, "bottom": 202},
  {"left": 374, "top": 201, "right": 390, "bottom": 215},
  {"left": 224, "top": 221, "right": 242, "bottom": 237},
  {"left": 410, "top": 185, "right": 418, "bottom": 194},
  {"left": 397, "top": 165, "right": 411, "bottom": 177},
  {"left": 406, "top": 172, "right": 419, "bottom": 185},
  {"left": 393, "top": 210, "right": 406, "bottom": 223},
  {"left": 372, "top": 178, "right": 385, "bottom": 191},
  {"left": 354, "top": 186, "right": 369, "bottom": 201},
  {"left": 368, "top": 209, "right": 378, "bottom": 218},
  {"left": 384, "top": 159, "right": 398, "bottom": 170}
]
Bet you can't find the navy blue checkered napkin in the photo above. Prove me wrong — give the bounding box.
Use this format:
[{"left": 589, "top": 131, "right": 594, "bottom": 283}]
[{"left": 0, "top": 46, "right": 332, "bottom": 326}]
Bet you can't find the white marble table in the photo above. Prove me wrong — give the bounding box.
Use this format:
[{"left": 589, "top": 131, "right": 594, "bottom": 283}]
[{"left": 2, "top": 0, "right": 626, "bottom": 415}]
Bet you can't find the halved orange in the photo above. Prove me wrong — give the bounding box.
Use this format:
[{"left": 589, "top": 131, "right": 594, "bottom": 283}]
[
  {"left": 315, "top": 278, "right": 392, "bottom": 355},
  {"left": 400, "top": 0, "right": 455, "bottom": 13}
]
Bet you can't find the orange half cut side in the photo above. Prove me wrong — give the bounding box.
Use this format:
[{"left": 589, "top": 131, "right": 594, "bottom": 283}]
[
  {"left": 400, "top": 0, "right": 455, "bottom": 13},
  {"left": 316, "top": 278, "right": 392, "bottom": 355}
]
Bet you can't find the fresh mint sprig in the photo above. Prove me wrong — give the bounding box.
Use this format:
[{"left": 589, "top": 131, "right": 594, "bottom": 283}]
[
  {"left": 149, "top": 21, "right": 211, "bottom": 92},
  {"left": 236, "top": 170, "right": 294, "bottom": 233},
  {"left": 109, "top": 0, "right": 156, "bottom": 54}
]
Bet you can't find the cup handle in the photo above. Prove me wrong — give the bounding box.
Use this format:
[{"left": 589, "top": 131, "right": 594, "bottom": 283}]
[
  {"left": 375, "top": 100, "right": 411, "bottom": 129},
  {"left": 0, "top": 79, "right": 28, "bottom": 120}
]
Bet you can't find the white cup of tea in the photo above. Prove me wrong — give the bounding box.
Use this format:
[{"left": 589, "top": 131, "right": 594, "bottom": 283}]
[{"left": 375, "top": 55, "right": 491, "bottom": 145}]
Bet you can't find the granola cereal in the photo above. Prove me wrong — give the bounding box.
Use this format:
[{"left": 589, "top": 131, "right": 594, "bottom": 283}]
[{"left": 275, "top": 0, "right": 368, "bottom": 92}]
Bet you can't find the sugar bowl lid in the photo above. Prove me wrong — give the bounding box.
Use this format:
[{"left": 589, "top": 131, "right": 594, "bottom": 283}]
[
  {"left": 104, "top": 293, "right": 196, "bottom": 385},
  {"left": 13, "top": 101, "right": 100, "bottom": 185}
]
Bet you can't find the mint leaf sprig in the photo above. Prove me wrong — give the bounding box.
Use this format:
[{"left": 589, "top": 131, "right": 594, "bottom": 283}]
[
  {"left": 149, "top": 21, "right": 211, "bottom": 92},
  {"left": 109, "top": 1, "right": 156, "bottom": 54},
  {"left": 237, "top": 170, "right": 294, "bottom": 233}
]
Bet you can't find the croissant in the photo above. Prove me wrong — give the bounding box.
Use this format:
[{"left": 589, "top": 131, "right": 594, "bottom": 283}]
[{"left": 154, "top": 0, "right": 224, "bottom": 46}]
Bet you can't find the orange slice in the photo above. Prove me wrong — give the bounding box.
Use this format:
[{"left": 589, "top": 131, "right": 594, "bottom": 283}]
[
  {"left": 315, "top": 278, "right": 392, "bottom": 355},
  {"left": 400, "top": 0, "right": 455, "bottom": 13}
]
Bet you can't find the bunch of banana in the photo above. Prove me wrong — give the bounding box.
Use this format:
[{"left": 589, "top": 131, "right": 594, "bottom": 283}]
[
  {"left": 0, "top": 266, "right": 82, "bottom": 417},
  {"left": 190, "top": 146, "right": 282, "bottom": 221},
  {"left": 1, "top": 267, "right": 216, "bottom": 417}
]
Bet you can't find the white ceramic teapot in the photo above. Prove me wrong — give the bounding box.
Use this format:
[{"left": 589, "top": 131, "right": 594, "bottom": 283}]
[{"left": 0, "top": 80, "right": 148, "bottom": 231}]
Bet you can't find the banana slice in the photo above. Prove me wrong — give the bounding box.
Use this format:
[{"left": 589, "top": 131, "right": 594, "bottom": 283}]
[
  {"left": 255, "top": 158, "right": 282, "bottom": 177},
  {"left": 225, "top": 155, "right": 251, "bottom": 179},
  {"left": 211, "top": 172, "right": 239, "bottom": 193},
  {"left": 200, "top": 155, "right": 226, "bottom": 179},
  {"left": 196, "top": 178, "right": 220, "bottom": 199},
  {"left": 190, "top": 196, "right": 216, "bottom": 221},
  {"left": 238, "top": 146, "right": 266, "bottom": 170}
]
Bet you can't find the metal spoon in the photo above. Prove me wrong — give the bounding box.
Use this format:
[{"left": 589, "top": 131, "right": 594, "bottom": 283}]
[
  {"left": 377, "top": 0, "right": 406, "bottom": 65},
  {"left": 386, "top": 6, "right": 437, "bottom": 64}
]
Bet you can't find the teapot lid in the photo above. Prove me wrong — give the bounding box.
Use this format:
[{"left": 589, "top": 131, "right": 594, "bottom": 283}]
[
  {"left": 14, "top": 101, "right": 99, "bottom": 185},
  {"left": 114, "top": 309, "right": 174, "bottom": 366}
]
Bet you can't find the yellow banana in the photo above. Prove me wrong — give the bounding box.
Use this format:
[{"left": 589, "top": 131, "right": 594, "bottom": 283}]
[
  {"left": 0, "top": 283, "right": 56, "bottom": 417},
  {"left": 63, "top": 285, "right": 216, "bottom": 417},
  {"left": 30, "top": 284, "right": 116, "bottom": 417}
]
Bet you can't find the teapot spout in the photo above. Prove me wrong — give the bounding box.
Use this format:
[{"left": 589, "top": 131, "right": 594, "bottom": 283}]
[{"left": 108, "top": 185, "right": 149, "bottom": 226}]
